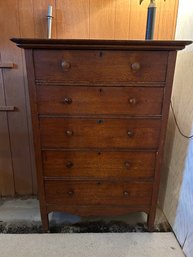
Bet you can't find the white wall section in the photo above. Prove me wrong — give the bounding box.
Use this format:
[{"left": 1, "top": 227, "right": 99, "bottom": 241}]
[{"left": 159, "top": 1, "right": 193, "bottom": 256}]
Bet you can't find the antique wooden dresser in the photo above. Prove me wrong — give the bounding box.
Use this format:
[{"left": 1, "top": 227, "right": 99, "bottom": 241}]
[{"left": 12, "top": 39, "right": 190, "bottom": 232}]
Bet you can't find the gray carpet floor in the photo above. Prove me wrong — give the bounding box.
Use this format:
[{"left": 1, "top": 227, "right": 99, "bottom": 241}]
[{"left": 0, "top": 233, "right": 185, "bottom": 257}]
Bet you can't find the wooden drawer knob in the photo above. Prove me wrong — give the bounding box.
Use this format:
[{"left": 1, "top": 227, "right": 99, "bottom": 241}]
[
  {"left": 61, "top": 60, "right": 71, "bottom": 71},
  {"left": 97, "top": 119, "right": 104, "bottom": 124},
  {"left": 131, "top": 62, "right": 141, "bottom": 71},
  {"left": 63, "top": 97, "right": 72, "bottom": 104},
  {"left": 125, "top": 161, "right": 131, "bottom": 169},
  {"left": 66, "top": 161, "right": 73, "bottom": 169},
  {"left": 66, "top": 130, "right": 73, "bottom": 136},
  {"left": 123, "top": 191, "right": 129, "bottom": 197},
  {"left": 127, "top": 131, "right": 134, "bottom": 137},
  {"left": 67, "top": 190, "right": 74, "bottom": 196},
  {"left": 129, "top": 98, "right": 137, "bottom": 105}
]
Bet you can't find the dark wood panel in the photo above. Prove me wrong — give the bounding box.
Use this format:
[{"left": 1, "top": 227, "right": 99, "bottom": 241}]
[
  {"left": 40, "top": 117, "right": 161, "bottom": 149},
  {"left": 0, "top": 0, "right": 33, "bottom": 195},
  {"left": 43, "top": 150, "right": 156, "bottom": 179},
  {"left": 13, "top": 38, "right": 189, "bottom": 50},
  {"left": 37, "top": 86, "right": 164, "bottom": 116},
  {"left": 147, "top": 51, "right": 178, "bottom": 230},
  {"left": 0, "top": 56, "right": 14, "bottom": 196},
  {"left": 19, "top": 0, "right": 37, "bottom": 194},
  {"left": 33, "top": 50, "right": 168, "bottom": 84},
  {"left": 0, "top": 111, "right": 14, "bottom": 196},
  {"left": 45, "top": 180, "right": 153, "bottom": 206},
  {"left": 25, "top": 49, "right": 49, "bottom": 230}
]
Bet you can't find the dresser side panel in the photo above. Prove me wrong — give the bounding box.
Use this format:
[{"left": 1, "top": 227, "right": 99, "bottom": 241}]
[
  {"left": 148, "top": 51, "right": 177, "bottom": 228},
  {"left": 24, "top": 49, "right": 47, "bottom": 217}
]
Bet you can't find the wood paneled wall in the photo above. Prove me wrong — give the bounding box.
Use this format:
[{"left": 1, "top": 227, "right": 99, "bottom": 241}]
[{"left": 0, "top": 0, "right": 178, "bottom": 196}]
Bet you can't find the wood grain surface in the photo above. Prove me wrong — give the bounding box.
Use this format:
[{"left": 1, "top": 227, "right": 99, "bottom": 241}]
[
  {"left": 37, "top": 86, "right": 164, "bottom": 116},
  {"left": 44, "top": 180, "right": 153, "bottom": 206},
  {"left": 14, "top": 39, "right": 190, "bottom": 232},
  {"left": 0, "top": 0, "right": 33, "bottom": 195},
  {"left": 33, "top": 50, "right": 168, "bottom": 84},
  {"left": 42, "top": 150, "right": 156, "bottom": 179},
  {"left": 40, "top": 117, "right": 161, "bottom": 149},
  {"left": 0, "top": 54, "right": 14, "bottom": 196},
  {"left": 0, "top": 0, "right": 178, "bottom": 196}
]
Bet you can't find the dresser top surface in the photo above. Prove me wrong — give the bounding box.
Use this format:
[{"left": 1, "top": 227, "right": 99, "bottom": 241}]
[{"left": 11, "top": 38, "right": 192, "bottom": 51}]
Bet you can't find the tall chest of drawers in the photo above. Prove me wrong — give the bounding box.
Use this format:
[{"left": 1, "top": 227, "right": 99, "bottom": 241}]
[{"left": 12, "top": 39, "right": 190, "bottom": 232}]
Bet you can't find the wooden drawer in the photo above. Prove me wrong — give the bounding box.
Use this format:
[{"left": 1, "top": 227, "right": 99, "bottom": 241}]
[
  {"left": 40, "top": 117, "right": 161, "bottom": 149},
  {"left": 34, "top": 50, "right": 168, "bottom": 84},
  {"left": 43, "top": 150, "right": 156, "bottom": 179},
  {"left": 37, "top": 86, "right": 164, "bottom": 116},
  {"left": 44, "top": 180, "right": 153, "bottom": 206}
]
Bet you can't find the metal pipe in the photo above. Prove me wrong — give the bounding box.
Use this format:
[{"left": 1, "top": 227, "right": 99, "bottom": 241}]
[
  {"left": 145, "top": 0, "right": 156, "bottom": 40},
  {"left": 47, "top": 5, "right": 53, "bottom": 39}
]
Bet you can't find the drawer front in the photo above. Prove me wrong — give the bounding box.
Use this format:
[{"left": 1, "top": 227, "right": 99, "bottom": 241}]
[
  {"left": 34, "top": 50, "right": 168, "bottom": 84},
  {"left": 45, "top": 180, "right": 153, "bottom": 206},
  {"left": 37, "top": 86, "right": 164, "bottom": 116},
  {"left": 43, "top": 150, "right": 156, "bottom": 179},
  {"left": 40, "top": 118, "right": 161, "bottom": 149}
]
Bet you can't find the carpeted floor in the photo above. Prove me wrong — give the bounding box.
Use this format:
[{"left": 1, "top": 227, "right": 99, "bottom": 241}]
[
  {"left": 0, "top": 220, "right": 171, "bottom": 234},
  {"left": 0, "top": 199, "right": 171, "bottom": 234},
  {"left": 0, "top": 233, "right": 185, "bottom": 257}
]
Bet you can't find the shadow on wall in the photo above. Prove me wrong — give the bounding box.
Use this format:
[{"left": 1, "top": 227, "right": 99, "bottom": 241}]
[
  {"left": 158, "top": 51, "right": 193, "bottom": 226},
  {"left": 158, "top": 111, "right": 178, "bottom": 208},
  {"left": 158, "top": 111, "right": 190, "bottom": 218},
  {"left": 174, "top": 129, "right": 193, "bottom": 256}
]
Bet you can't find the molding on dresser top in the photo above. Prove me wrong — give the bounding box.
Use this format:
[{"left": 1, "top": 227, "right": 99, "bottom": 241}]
[{"left": 11, "top": 38, "right": 192, "bottom": 50}]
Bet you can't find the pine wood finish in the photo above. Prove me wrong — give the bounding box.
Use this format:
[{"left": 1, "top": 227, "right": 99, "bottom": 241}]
[{"left": 12, "top": 38, "right": 190, "bottom": 231}]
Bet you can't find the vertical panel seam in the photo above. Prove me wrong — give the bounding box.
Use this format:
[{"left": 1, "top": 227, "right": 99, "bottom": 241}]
[
  {"left": 89, "top": 0, "right": 91, "bottom": 39},
  {"left": 28, "top": 0, "right": 36, "bottom": 194},
  {"left": 32, "top": 0, "right": 36, "bottom": 37},
  {"left": 157, "top": 0, "right": 162, "bottom": 39},
  {"left": 1, "top": 51, "right": 15, "bottom": 196},
  {"left": 113, "top": 0, "right": 117, "bottom": 40},
  {"left": 155, "top": 1, "right": 161, "bottom": 40},
  {"left": 173, "top": 0, "right": 179, "bottom": 39},
  {"left": 128, "top": 0, "right": 131, "bottom": 39},
  {"left": 0, "top": 51, "right": 14, "bottom": 196},
  {"left": 54, "top": 0, "right": 58, "bottom": 38},
  {"left": 17, "top": 0, "right": 33, "bottom": 194}
]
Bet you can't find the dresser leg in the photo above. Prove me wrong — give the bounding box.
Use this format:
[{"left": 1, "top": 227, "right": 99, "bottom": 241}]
[
  {"left": 41, "top": 212, "right": 50, "bottom": 233},
  {"left": 147, "top": 213, "right": 155, "bottom": 232}
]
